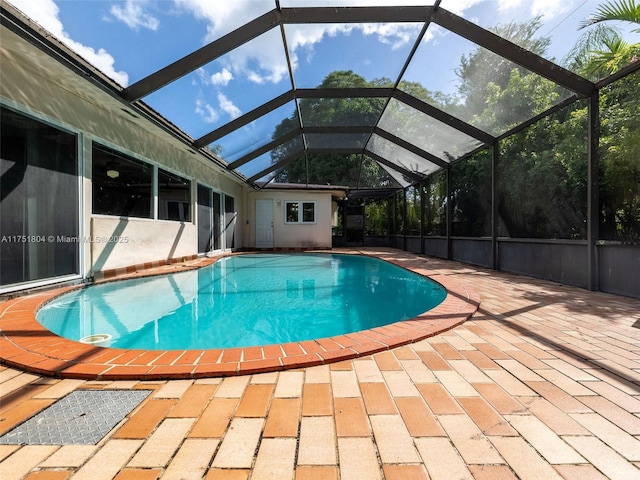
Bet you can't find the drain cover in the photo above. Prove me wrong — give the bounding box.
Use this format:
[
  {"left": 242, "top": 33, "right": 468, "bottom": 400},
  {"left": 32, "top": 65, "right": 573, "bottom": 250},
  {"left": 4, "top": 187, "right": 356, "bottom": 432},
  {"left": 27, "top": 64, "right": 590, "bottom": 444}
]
[
  {"left": 80, "top": 333, "right": 112, "bottom": 344},
  {"left": 0, "top": 389, "right": 151, "bottom": 445}
]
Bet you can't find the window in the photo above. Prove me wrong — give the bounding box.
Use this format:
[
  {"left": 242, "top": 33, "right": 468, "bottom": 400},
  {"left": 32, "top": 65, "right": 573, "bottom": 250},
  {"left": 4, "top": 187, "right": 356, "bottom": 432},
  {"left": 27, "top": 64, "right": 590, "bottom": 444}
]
[
  {"left": 92, "top": 144, "right": 152, "bottom": 218},
  {"left": 158, "top": 169, "right": 191, "bottom": 222},
  {"left": 224, "top": 194, "right": 236, "bottom": 249},
  {"left": 285, "top": 201, "right": 316, "bottom": 224}
]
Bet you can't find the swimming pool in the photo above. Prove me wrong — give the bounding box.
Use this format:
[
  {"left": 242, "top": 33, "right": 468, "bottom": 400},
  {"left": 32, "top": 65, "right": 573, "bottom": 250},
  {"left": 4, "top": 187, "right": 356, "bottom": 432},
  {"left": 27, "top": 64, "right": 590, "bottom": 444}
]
[{"left": 36, "top": 253, "right": 446, "bottom": 350}]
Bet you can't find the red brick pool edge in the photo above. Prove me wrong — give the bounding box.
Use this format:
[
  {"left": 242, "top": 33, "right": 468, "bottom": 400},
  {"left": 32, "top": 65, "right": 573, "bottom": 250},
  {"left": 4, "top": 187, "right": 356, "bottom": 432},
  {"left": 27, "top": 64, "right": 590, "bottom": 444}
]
[{"left": 0, "top": 249, "right": 480, "bottom": 380}]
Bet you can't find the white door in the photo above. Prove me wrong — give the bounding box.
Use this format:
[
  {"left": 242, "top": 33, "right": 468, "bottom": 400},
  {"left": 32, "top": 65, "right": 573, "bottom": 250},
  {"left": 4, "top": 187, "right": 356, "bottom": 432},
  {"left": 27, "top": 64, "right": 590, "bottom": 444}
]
[{"left": 256, "top": 199, "right": 274, "bottom": 248}]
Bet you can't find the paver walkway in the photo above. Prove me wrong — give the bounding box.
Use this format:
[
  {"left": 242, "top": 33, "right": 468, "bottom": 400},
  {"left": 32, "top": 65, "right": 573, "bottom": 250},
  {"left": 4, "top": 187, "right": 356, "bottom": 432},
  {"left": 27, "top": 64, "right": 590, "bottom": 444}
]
[{"left": 1, "top": 248, "right": 639, "bottom": 479}]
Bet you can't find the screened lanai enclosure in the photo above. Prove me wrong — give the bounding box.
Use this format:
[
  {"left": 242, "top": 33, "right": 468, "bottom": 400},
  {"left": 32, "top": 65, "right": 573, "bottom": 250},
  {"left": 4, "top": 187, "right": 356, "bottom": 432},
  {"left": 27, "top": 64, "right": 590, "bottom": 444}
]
[{"left": 1, "top": 0, "right": 639, "bottom": 298}]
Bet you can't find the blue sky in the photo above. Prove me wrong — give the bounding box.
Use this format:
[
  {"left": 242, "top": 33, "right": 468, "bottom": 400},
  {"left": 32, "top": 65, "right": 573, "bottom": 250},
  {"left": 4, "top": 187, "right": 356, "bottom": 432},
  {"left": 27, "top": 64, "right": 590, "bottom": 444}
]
[{"left": 6, "top": 0, "right": 639, "bottom": 160}]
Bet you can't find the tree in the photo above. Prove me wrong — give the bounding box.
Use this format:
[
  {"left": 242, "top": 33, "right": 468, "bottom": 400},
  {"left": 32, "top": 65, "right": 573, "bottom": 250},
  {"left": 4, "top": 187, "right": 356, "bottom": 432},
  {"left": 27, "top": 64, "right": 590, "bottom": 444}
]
[
  {"left": 580, "top": 0, "right": 640, "bottom": 32},
  {"left": 455, "top": 17, "right": 551, "bottom": 123},
  {"left": 271, "top": 71, "right": 391, "bottom": 187}
]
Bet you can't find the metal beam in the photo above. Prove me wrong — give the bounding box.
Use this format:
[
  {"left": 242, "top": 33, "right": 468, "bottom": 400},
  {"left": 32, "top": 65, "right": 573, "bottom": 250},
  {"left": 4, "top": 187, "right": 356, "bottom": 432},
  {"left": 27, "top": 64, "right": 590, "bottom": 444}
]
[
  {"left": 280, "top": 6, "right": 434, "bottom": 24},
  {"left": 193, "top": 91, "right": 295, "bottom": 148},
  {"left": 364, "top": 150, "right": 425, "bottom": 183},
  {"left": 247, "top": 150, "right": 305, "bottom": 184},
  {"left": 433, "top": 8, "right": 595, "bottom": 97},
  {"left": 296, "top": 88, "right": 394, "bottom": 98},
  {"left": 374, "top": 128, "right": 449, "bottom": 169},
  {"left": 227, "top": 129, "right": 301, "bottom": 170},
  {"left": 587, "top": 91, "right": 600, "bottom": 291},
  {"left": 122, "top": 10, "right": 281, "bottom": 101},
  {"left": 393, "top": 90, "right": 495, "bottom": 145}
]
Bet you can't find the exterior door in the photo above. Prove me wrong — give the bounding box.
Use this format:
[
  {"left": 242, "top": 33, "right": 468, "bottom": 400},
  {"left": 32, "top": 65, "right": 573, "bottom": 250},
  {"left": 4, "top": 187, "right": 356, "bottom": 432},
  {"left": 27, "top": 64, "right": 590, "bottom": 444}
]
[{"left": 256, "top": 199, "right": 274, "bottom": 248}]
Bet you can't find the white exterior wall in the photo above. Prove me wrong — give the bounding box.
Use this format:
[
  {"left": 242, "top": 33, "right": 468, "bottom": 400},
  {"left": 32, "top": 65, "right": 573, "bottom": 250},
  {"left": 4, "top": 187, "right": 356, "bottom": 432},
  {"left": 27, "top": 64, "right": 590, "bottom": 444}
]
[
  {"left": 247, "top": 190, "right": 333, "bottom": 249},
  {"left": 1, "top": 24, "right": 246, "bottom": 279},
  {"left": 91, "top": 217, "right": 197, "bottom": 272}
]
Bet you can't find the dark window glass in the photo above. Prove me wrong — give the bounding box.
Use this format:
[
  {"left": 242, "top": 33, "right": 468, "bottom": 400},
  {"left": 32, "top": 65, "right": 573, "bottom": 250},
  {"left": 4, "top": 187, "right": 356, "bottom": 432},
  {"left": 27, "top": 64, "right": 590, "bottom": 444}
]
[
  {"left": 1, "top": 108, "right": 79, "bottom": 287},
  {"left": 286, "top": 202, "right": 298, "bottom": 223},
  {"left": 197, "top": 184, "right": 212, "bottom": 253},
  {"left": 92, "top": 145, "right": 152, "bottom": 218},
  {"left": 213, "top": 192, "right": 222, "bottom": 250},
  {"left": 158, "top": 169, "right": 191, "bottom": 222},
  {"left": 302, "top": 202, "right": 315, "bottom": 222},
  {"left": 224, "top": 194, "right": 236, "bottom": 248}
]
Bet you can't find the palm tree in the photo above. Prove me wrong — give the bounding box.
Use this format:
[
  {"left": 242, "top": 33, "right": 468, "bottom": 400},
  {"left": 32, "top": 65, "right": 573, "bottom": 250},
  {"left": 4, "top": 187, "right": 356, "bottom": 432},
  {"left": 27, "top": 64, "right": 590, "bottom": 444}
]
[
  {"left": 565, "top": 0, "right": 640, "bottom": 79},
  {"left": 580, "top": 0, "right": 640, "bottom": 32}
]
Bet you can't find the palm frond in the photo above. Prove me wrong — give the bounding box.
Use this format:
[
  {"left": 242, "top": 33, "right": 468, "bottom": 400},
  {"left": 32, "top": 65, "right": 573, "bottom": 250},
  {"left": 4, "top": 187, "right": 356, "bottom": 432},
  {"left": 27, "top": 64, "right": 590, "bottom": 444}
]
[{"left": 580, "top": 0, "right": 640, "bottom": 32}]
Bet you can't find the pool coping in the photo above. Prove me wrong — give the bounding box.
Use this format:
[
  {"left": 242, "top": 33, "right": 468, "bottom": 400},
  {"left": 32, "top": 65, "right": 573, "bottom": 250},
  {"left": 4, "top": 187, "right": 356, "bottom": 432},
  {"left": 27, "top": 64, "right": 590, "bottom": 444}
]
[{"left": 0, "top": 249, "right": 480, "bottom": 380}]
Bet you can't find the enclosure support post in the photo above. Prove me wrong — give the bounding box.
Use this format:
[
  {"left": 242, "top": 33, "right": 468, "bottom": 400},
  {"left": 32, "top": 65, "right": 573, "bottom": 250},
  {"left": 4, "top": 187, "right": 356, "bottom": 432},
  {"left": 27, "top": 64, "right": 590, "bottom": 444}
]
[
  {"left": 420, "top": 179, "right": 425, "bottom": 254},
  {"left": 587, "top": 90, "right": 600, "bottom": 291},
  {"left": 446, "top": 166, "right": 452, "bottom": 260},
  {"left": 403, "top": 187, "right": 408, "bottom": 251},
  {"left": 491, "top": 142, "right": 499, "bottom": 270}
]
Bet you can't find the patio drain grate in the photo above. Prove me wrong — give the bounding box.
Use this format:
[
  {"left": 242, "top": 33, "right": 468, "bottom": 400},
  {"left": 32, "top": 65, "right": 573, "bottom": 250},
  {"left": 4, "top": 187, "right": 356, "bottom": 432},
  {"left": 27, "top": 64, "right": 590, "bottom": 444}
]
[{"left": 0, "top": 389, "right": 151, "bottom": 445}]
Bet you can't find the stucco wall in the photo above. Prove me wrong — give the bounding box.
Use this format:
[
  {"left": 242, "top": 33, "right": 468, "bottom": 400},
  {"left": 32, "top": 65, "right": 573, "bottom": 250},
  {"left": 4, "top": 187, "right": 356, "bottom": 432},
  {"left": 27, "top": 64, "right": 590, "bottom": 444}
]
[
  {"left": 1, "top": 24, "right": 246, "bottom": 279},
  {"left": 247, "top": 191, "right": 333, "bottom": 249},
  {"left": 91, "top": 216, "right": 197, "bottom": 272}
]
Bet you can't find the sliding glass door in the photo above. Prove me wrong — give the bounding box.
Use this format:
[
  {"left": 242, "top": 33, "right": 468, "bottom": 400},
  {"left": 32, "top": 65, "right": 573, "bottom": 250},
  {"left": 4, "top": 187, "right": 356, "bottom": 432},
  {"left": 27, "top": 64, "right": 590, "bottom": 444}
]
[{"left": 1, "top": 108, "right": 79, "bottom": 289}]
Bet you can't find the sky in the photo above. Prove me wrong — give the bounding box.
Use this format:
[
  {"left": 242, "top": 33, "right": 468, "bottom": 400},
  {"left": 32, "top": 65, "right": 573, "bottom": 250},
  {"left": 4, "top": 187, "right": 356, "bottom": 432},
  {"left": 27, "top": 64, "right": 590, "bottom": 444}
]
[{"left": 5, "top": 0, "right": 639, "bottom": 167}]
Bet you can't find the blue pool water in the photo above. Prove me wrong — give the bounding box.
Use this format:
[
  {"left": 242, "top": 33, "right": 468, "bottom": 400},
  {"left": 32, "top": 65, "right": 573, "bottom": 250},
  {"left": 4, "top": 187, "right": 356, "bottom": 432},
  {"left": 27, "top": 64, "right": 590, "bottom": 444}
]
[{"left": 37, "top": 254, "right": 446, "bottom": 350}]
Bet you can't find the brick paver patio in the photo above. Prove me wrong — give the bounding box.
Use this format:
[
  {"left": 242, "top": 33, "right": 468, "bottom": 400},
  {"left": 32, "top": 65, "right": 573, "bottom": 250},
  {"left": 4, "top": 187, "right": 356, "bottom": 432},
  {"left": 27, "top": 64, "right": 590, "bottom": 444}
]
[{"left": 1, "top": 249, "right": 639, "bottom": 479}]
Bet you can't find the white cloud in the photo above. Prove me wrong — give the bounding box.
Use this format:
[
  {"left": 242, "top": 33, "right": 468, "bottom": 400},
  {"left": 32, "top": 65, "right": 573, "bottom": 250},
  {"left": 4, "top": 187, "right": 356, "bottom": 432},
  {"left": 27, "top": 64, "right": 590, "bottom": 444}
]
[
  {"left": 110, "top": 0, "right": 160, "bottom": 31},
  {"left": 495, "top": 0, "right": 570, "bottom": 20},
  {"left": 5, "top": 0, "right": 129, "bottom": 86},
  {"left": 175, "top": 0, "right": 422, "bottom": 85},
  {"left": 217, "top": 93, "right": 242, "bottom": 119},
  {"left": 443, "top": 0, "right": 486, "bottom": 16},
  {"left": 195, "top": 98, "right": 219, "bottom": 123},
  {"left": 211, "top": 68, "right": 233, "bottom": 86}
]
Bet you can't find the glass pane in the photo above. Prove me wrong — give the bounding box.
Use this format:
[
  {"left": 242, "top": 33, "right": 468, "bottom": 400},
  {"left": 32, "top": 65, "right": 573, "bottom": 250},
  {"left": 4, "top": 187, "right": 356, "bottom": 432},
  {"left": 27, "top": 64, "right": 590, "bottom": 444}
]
[
  {"left": 284, "top": 23, "right": 421, "bottom": 88},
  {"left": 359, "top": 155, "right": 403, "bottom": 189},
  {"left": 299, "top": 97, "right": 386, "bottom": 127},
  {"left": 270, "top": 154, "right": 309, "bottom": 185},
  {"left": 599, "top": 70, "right": 640, "bottom": 241},
  {"left": 224, "top": 194, "right": 236, "bottom": 248},
  {"left": 215, "top": 101, "right": 300, "bottom": 163},
  {"left": 213, "top": 192, "right": 222, "bottom": 250},
  {"left": 497, "top": 99, "right": 588, "bottom": 239},
  {"left": 365, "top": 197, "right": 392, "bottom": 235},
  {"left": 144, "top": 27, "right": 292, "bottom": 139},
  {"left": 197, "top": 184, "right": 213, "bottom": 253},
  {"left": 367, "top": 134, "right": 440, "bottom": 176},
  {"left": 124, "top": 1, "right": 276, "bottom": 84},
  {"left": 378, "top": 98, "right": 482, "bottom": 160},
  {"left": 305, "top": 133, "right": 369, "bottom": 149},
  {"left": 392, "top": 190, "right": 405, "bottom": 235},
  {"left": 92, "top": 145, "right": 152, "bottom": 218},
  {"left": 303, "top": 202, "right": 315, "bottom": 222},
  {"left": 286, "top": 202, "right": 299, "bottom": 223},
  {"left": 451, "top": 150, "right": 492, "bottom": 237},
  {"left": 1, "top": 108, "right": 79, "bottom": 287},
  {"left": 158, "top": 169, "right": 191, "bottom": 222},
  {"left": 423, "top": 170, "right": 447, "bottom": 236},
  {"left": 306, "top": 154, "right": 361, "bottom": 186},
  {"left": 455, "top": 0, "right": 640, "bottom": 79},
  {"left": 406, "top": 185, "right": 421, "bottom": 235},
  {"left": 401, "top": 26, "right": 573, "bottom": 136},
  {"left": 282, "top": 0, "right": 435, "bottom": 5}
]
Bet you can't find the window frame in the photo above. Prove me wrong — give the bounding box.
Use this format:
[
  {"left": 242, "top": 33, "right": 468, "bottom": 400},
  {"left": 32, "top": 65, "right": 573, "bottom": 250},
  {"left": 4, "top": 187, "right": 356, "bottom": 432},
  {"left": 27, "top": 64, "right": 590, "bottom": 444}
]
[{"left": 284, "top": 200, "right": 317, "bottom": 225}]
